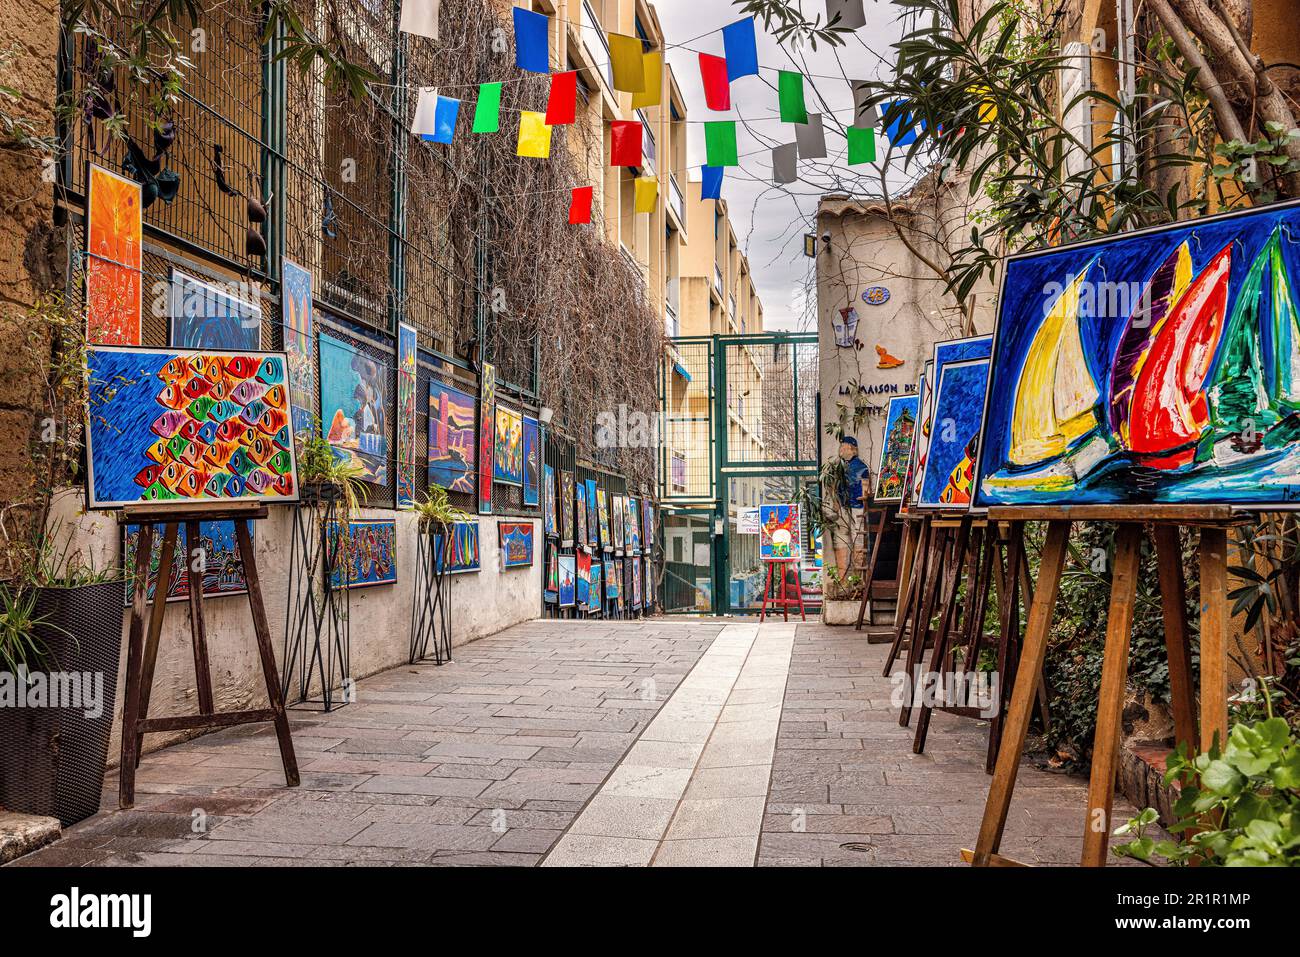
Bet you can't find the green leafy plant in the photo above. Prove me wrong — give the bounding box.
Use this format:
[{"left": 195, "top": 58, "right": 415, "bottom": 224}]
[
  {"left": 1114, "top": 714, "right": 1300, "bottom": 866},
  {"left": 295, "top": 430, "right": 370, "bottom": 515},
  {"left": 0, "top": 584, "right": 49, "bottom": 675},
  {"left": 414, "top": 485, "right": 470, "bottom": 532}
]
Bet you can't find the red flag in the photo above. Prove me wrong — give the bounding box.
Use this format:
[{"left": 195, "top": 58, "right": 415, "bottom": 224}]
[
  {"left": 569, "top": 186, "right": 594, "bottom": 224},
  {"left": 699, "top": 53, "right": 731, "bottom": 111},
  {"left": 609, "top": 119, "right": 642, "bottom": 167},
  {"left": 546, "top": 70, "right": 578, "bottom": 125}
]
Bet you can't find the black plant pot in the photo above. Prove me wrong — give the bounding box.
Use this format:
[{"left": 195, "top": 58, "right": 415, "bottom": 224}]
[{"left": 0, "top": 580, "right": 124, "bottom": 827}]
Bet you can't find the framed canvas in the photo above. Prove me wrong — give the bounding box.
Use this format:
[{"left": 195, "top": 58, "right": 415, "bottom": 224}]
[
  {"left": 873, "top": 395, "right": 919, "bottom": 502},
  {"left": 395, "top": 322, "right": 418, "bottom": 508},
  {"left": 435, "top": 520, "right": 480, "bottom": 574},
  {"left": 478, "top": 362, "right": 495, "bottom": 513},
  {"left": 280, "top": 259, "right": 315, "bottom": 438},
  {"left": 596, "top": 488, "right": 610, "bottom": 549},
  {"left": 558, "top": 554, "right": 576, "bottom": 607},
  {"left": 612, "top": 494, "right": 625, "bottom": 552},
  {"left": 327, "top": 519, "right": 397, "bottom": 589},
  {"left": 642, "top": 500, "right": 655, "bottom": 553},
  {"left": 493, "top": 404, "right": 523, "bottom": 485},
  {"left": 320, "top": 331, "right": 388, "bottom": 486},
  {"left": 86, "top": 347, "right": 298, "bottom": 508},
  {"left": 626, "top": 497, "right": 641, "bottom": 555},
  {"left": 584, "top": 478, "right": 599, "bottom": 547},
  {"left": 85, "top": 163, "right": 142, "bottom": 346},
  {"left": 908, "top": 336, "right": 993, "bottom": 507},
  {"left": 544, "top": 543, "right": 559, "bottom": 601},
  {"left": 122, "top": 520, "right": 251, "bottom": 606},
  {"left": 169, "top": 269, "right": 261, "bottom": 351},
  {"left": 631, "top": 559, "right": 642, "bottom": 609},
  {"left": 975, "top": 199, "right": 1300, "bottom": 508},
  {"left": 576, "top": 549, "right": 591, "bottom": 607},
  {"left": 588, "top": 558, "right": 602, "bottom": 613},
  {"left": 543, "top": 463, "right": 558, "bottom": 537},
  {"left": 499, "top": 521, "right": 535, "bottom": 568},
  {"left": 901, "top": 363, "right": 931, "bottom": 509},
  {"left": 427, "top": 379, "right": 477, "bottom": 493},
  {"left": 560, "top": 471, "right": 575, "bottom": 544},
  {"left": 575, "top": 479, "right": 588, "bottom": 545},
  {"left": 604, "top": 560, "right": 618, "bottom": 599},
  {"left": 522, "top": 415, "right": 541, "bottom": 506},
  {"left": 916, "top": 358, "right": 990, "bottom": 510},
  {"left": 759, "top": 503, "right": 801, "bottom": 559}
]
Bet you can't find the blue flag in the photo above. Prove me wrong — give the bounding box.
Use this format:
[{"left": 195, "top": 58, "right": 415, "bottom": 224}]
[
  {"left": 701, "top": 165, "right": 724, "bottom": 200},
  {"left": 721, "top": 17, "right": 758, "bottom": 81},
  {"left": 429, "top": 95, "right": 460, "bottom": 144},
  {"left": 882, "top": 99, "right": 922, "bottom": 146},
  {"left": 513, "top": 7, "right": 550, "bottom": 73}
]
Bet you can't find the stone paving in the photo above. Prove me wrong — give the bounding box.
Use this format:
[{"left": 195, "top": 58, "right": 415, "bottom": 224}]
[{"left": 7, "top": 617, "right": 1149, "bottom": 867}]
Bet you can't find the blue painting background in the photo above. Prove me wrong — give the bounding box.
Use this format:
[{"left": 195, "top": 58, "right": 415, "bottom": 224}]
[
  {"left": 919, "top": 358, "right": 989, "bottom": 508},
  {"left": 320, "top": 331, "right": 388, "bottom": 485},
  {"left": 169, "top": 271, "right": 261, "bottom": 351}
]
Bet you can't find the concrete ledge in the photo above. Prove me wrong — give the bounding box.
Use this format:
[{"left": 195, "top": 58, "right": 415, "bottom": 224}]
[{"left": 0, "top": 811, "right": 61, "bottom": 864}]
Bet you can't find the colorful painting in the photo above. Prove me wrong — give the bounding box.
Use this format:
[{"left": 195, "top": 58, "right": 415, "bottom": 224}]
[
  {"left": 478, "top": 362, "right": 495, "bottom": 513},
  {"left": 522, "top": 415, "right": 541, "bottom": 506},
  {"left": 589, "top": 559, "right": 602, "bottom": 612},
  {"left": 612, "top": 494, "right": 625, "bottom": 552},
  {"left": 902, "top": 363, "right": 931, "bottom": 509},
  {"left": 558, "top": 553, "right": 576, "bottom": 607},
  {"left": 584, "top": 479, "right": 598, "bottom": 546},
  {"left": 631, "top": 558, "right": 643, "bottom": 609},
  {"left": 975, "top": 202, "right": 1300, "bottom": 508},
  {"left": 560, "top": 471, "right": 575, "bottom": 543},
  {"left": 86, "top": 164, "right": 142, "bottom": 346},
  {"left": 122, "top": 520, "right": 250, "bottom": 606},
  {"left": 596, "top": 488, "right": 610, "bottom": 548},
  {"left": 576, "top": 549, "right": 591, "bottom": 607},
  {"left": 320, "top": 331, "right": 388, "bottom": 486},
  {"left": 396, "top": 322, "right": 418, "bottom": 508},
  {"left": 328, "top": 519, "right": 397, "bottom": 589},
  {"left": 575, "top": 479, "right": 589, "bottom": 545},
  {"left": 918, "top": 358, "right": 990, "bottom": 509},
  {"left": 643, "top": 500, "right": 655, "bottom": 553},
  {"left": 874, "top": 395, "right": 919, "bottom": 502},
  {"left": 909, "top": 336, "right": 993, "bottom": 508},
  {"left": 494, "top": 405, "right": 523, "bottom": 485},
  {"left": 759, "top": 503, "right": 801, "bottom": 559},
  {"left": 627, "top": 497, "right": 642, "bottom": 555},
  {"left": 544, "top": 544, "right": 559, "bottom": 601},
  {"left": 280, "top": 259, "right": 314, "bottom": 438},
  {"left": 86, "top": 347, "right": 298, "bottom": 508},
  {"left": 169, "top": 270, "right": 261, "bottom": 351},
  {"left": 428, "top": 380, "right": 476, "bottom": 493},
  {"left": 499, "top": 521, "right": 535, "bottom": 568},
  {"left": 543, "top": 464, "right": 558, "bottom": 536},
  {"left": 604, "top": 560, "right": 618, "bottom": 599},
  {"left": 435, "top": 520, "right": 481, "bottom": 574}
]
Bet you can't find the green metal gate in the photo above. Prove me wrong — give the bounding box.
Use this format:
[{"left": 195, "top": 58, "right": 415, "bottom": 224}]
[{"left": 660, "top": 333, "right": 821, "bottom": 615}]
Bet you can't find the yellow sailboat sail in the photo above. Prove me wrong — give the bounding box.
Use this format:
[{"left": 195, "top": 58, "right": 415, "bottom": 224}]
[{"left": 1008, "top": 266, "right": 1100, "bottom": 466}]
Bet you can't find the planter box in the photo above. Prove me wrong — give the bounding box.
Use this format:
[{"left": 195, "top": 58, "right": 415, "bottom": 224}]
[
  {"left": 821, "top": 599, "right": 862, "bottom": 626},
  {"left": 0, "top": 581, "right": 123, "bottom": 827}
]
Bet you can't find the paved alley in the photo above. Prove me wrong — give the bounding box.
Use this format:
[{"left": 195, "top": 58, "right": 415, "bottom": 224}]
[{"left": 8, "top": 618, "right": 1146, "bottom": 867}]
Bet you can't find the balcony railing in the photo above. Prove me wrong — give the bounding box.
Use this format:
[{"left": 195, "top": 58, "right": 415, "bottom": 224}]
[
  {"left": 584, "top": 0, "right": 614, "bottom": 91},
  {"left": 713, "top": 264, "right": 723, "bottom": 292},
  {"left": 668, "top": 174, "right": 686, "bottom": 224}
]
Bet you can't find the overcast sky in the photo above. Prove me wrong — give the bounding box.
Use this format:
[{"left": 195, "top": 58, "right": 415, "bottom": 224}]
[{"left": 651, "top": 0, "right": 915, "bottom": 330}]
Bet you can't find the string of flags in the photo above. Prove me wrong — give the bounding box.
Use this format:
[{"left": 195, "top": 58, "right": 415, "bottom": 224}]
[{"left": 396, "top": 0, "right": 928, "bottom": 223}]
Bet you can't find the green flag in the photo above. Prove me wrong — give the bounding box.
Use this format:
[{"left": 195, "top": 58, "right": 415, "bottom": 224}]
[
  {"left": 472, "top": 82, "right": 502, "bottom": 133},
  {"left": 778, "top": 71, "right": 808, "bottom": 124},
  {"left": 704, "top": 121, "right": 739, "bottom": 167},
  {"left": 847, "top": 125, "right": 875, "bottom": 165}
]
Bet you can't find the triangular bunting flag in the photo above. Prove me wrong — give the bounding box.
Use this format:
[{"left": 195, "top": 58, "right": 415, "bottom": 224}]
[
  {"left": 546, "top": 71, "right": 578, "bottom": 125},
  {"left": 472, "top": 82, "right": 502, "bottom": 132},
  {"left": 721, "top": 17, "right": 758, "bottom": 81},
  {"left": 399, "top": 0, "right": 439, "bottom": 39},
  {"left": 795, "top": 113, "right": 827, "bottom": 159},
  {"left": 634, "top": 176, "right": 658, "bottom": 213},
  {"left": 411, "top": 87, "right": 438, "bottom": 136},
  {"left": 513, "top": 7, "right": 550, "bottom": 73},
  {"left": 610, "top": 119, "right": 642, "bottom": 166},
  {"left": 609, "top": 33, "right": 647, "bottom": 93},
  {"left": 701, "top": 165, "right": 725, "bottom": 199},
  {"left": 569, "top": 186, "right": 594, "bottom": 224},
  {"left": 847, "top": 125, "right": 875, "bottom": 164},
  {"left": 517, "top": 110, "right": 553, "bottom": 158},
  {"left": 825, "top": 0, "right": 866, "bottom": 30},
  {"left": 631, "top": 51, "right": 663, "bottom": 109},
  {"left": 704, "top": 121, "right": 738, "bottom": 167},
  {"left": 778, "top": 71, "right": 808, "bottom": 124},
  {"left": 700, "top": 53, "right": 731, "bottom": 112},
  {"left": 772, "top": 143, "right": 798, "bottom": 184}
]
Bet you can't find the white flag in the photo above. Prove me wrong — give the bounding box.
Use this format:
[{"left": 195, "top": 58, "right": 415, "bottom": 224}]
[
  {"left": 411, "top": 87, "right": 439, "bottom": 136},
  {"left": 400, "top": 0, "right": 440, "bottom": 40},
  {"left": 826, "top": 0, "right": 866, "bottom": 30}
]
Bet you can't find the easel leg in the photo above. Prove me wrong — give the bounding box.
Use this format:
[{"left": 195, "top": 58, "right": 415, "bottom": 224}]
[
  {"left": 914, "top": 518, "right": 971, "bottom": 753},
  {"left": 855, "top": 510, "right": 888, "bottom": 631},
  {"left": 119, "top": 523, "right": 154, "bottom": 810},
  {"left": 186, "top": 519, "right": 215, "bottom": 715},
  {"left": 1199, "top": 526, "right": 1229, "bottom": 752},
  {"left": 987, "top": 523, "right": 1020, "bottom": 773},
  {"left": 884, "top": 520, "right": 927, "bottom": 677},
  {"left": 760, "top": 561, "right": 771, "bottom": 623},
  {"left": 1081, "top": 523, "right": 1143, "bottom": 867},
  {"left": 900, "top": 525, "right": 947, "bottom": 727},
  {"left": 236, "top": 521, "right": 300, "bottom": 787},
  {"left": 1017, "top": 548, "right": 1051, "bottom": 732},
  {"left": 1154, "top": 524, "right": 1197, "bottom": 754},
  {"left": 972, "top": 519, "right": 1070, "bottom": 865},
  {"left": 135, "top": 522, "right": 179, "bottom": 766}
]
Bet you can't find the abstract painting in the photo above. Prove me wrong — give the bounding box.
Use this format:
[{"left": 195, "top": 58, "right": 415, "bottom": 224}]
[
  {"left": 280, "top": 259, "right": 315, "bottom": 439},
  {"left": 328, "top": 519, "right": 397, "bottom": 589},
  {"left": 169, "top": 270, "right": 261, "bottom": 351},
  {"left": 560, "top": 471, "right": 575, "bottom": 543},
  {"left": 901, "top": 362, "right": 931, "bottom": 509},
  {"left": 631, "top": 558, "right": 643, "bottom": 609},
  {"left": 396, "top": 322, "right": 418, "bottom": 508},
  {"left": 975, "top": 201, "right": 1300, "bottom": 508},
  {"left": 627, "top": 497, "right": 641, "bottom": 555},
  {"left": 86, "top": 164, "right": 142, "bottom": 346},
  {"left": 86, "top": 347, "right": 299, "bottom": 508},
  {"left": 122, "top": 520, "right": 250, "bottom": 606},
  {"left": 522, "top": 415, "right": 541, "bottom": 506},
  {"left": 642, "top": 500, "right": 655, "bottom": 552},
  {"left": 874, "top": 395, "right": 919, "bottom": 502},
  {"left": 427, "top": 380, "right": 476, "bottom": 493},
  {"left": 596, "top": 489, "right": 611, "bottom": 548},
  {"left": 558, "top": 554, "right": 576, "bottom": 607},
  {"left": 543, "top": 464, "right": 558, "bottom": 536},
  {"left": 494, "top": 405, "right": 523, "bottom": 485},
  {"left": 759, "top": 503, "right": 801, "bottom": 559},
  {"left": 435, "top": 520, "right": 481, "bottom": 574},
  {"left": 499, "top": 521, "right": 535, "bottom": 568},
  {"left": 612, "top": 494, "right": 625, "bottom": 552},
  {"left": 604, "top": 560, "right": 618, "bottom": 599},
  {"left": 908, "top": 336, "right": 992, "bottom": 508},
  {"left": 478, "top": 362, "right": 495, "bottom": 513},
  {"left": 575, "top": 479, "right": 589, "bottom": 545},
  {"left": 544, "top": 544, "right": 559, "bottom": 602},
  {"left": 320, "top": 331, "right": 388, "bottom": 486},
  {"left": 918, "top": 358, "right": 990, "bottom": 509},
  {"left": 576, "top": 549, "right": 591, "bottom": 607},
  {"left": 589, "top": 558, "right": 602, "bottom": 612},
  {"left": 584, "top": 479, "right": 598, "bottom": 547}
]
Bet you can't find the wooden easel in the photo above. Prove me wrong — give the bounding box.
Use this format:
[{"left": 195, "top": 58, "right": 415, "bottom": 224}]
[
  {"left": 853, "top": 505, "right": 892, "bottom": 630},
  {"left": 759, "top": 558, "right": 806, "bottom": 622},
  {"left": 965, "top": 505, "right": 1238, "bottom": 868},
  {"left": 882, "top": 512, "right": 933, "bottom": 678},
  {"left": 118, "top": 501, "right": 299, "bottom": 809}
]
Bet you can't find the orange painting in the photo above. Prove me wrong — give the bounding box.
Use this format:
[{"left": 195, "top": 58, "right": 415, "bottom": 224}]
[{"left": 86, "top": 164, "right": 142, "bottom": 345}]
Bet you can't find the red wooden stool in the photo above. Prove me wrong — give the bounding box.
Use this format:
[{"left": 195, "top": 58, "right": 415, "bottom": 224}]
[{"left": 759, "top": 559, "right": 806, "bottom": 622}]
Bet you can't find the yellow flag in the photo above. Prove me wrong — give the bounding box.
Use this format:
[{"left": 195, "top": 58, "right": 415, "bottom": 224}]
[
  {"left": 631, "top": 51, "right": 663, "bottom": 109},
  {"left": 609, "top": 33, "right": 646, "bottom": 93},
  {"left": 971, "top": 84, "right": 998, "bottom": 122},
  {"left": 634, "top": 175, "right": 658, "bottom": 213},
  {"left": 517, "top": 110, "right": 552, "bottom": 158}
]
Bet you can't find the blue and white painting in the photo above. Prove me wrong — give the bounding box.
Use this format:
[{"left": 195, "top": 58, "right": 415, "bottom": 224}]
[
  {"left": 169, "top": 270, "right": 262, "bottom": 350},
  {"left": 558, "top": 554, "right": 576, "bottom": 607},
  {"left": 918, "top": 358, "right": 989, "bottom": 509}
]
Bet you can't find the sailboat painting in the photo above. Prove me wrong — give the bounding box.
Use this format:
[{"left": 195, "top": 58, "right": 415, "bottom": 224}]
[{"left": 974, "top": 199, "right": 1300, "bottom": 508}]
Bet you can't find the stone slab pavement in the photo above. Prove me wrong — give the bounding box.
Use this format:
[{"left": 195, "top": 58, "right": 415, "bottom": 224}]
[{"left": 6, "top": 617, "right": 1151, "bottom": 867}]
